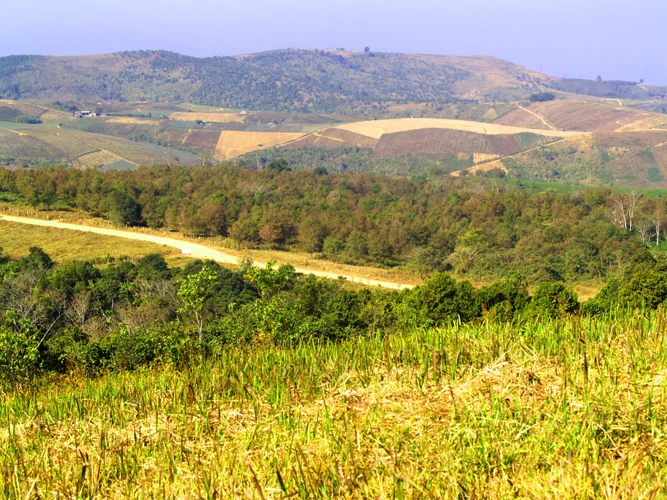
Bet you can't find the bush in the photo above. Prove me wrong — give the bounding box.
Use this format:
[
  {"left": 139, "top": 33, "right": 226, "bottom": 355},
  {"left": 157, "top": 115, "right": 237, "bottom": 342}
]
[
  {"left": 617, "top": 270, "right": 667, "bottom": 310},
  {"left": 582, "top": 277, "right": 621, "bottom": 315},
  {"left": 15, "top": 114, "right": 42, "bottom": 124},
  {"left": 477, "top": 272, "right": 530, "bottom": 321},
  {"left": 0, "top": 326, "right": 40, "bottom": 385},
  {"left": 401, "top": 273, "right": 480, "bottom": 327},
  {"left": 529, "top": 92, "right": 556, "bottom": 103},
  {"left": 73, "top": 325, "right": 199, "bottom": 374},
  {"left": 527, "top": 283, "right": 579, "bottom": 319}
]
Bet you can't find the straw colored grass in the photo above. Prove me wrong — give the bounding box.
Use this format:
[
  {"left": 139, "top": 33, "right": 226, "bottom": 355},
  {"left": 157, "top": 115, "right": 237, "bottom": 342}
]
[
  {"left": 215, "top": 131, "right": 307, "bottom": 160},
  {"left": 0, "top": 219, "right": 185, "bottom": 264},
  {"left": 169, "top": 112, "right": 246, "bottom": 123},
  {"left": 2, "top": 313, "right": 667, "bottom": 498},
  {"left": 335, "top": 118, "right": 583, "bottom": 140}
]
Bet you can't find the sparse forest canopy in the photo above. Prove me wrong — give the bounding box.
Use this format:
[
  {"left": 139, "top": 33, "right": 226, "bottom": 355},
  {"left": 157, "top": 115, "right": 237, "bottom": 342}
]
[
  {"left": 1, "top": 164, "right": 666, "bottom": 283},
  {"left": 551, "top": 78, "right": 667, "bottom": 99},
  {"left": 0, "top": 49, "right": 547, "bottom": 112}
]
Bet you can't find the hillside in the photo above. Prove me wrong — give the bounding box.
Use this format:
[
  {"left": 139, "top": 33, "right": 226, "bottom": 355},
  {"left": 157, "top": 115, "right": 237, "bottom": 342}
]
[
  {"left": 0, "top": 50, "right": 553, "bottom": 113},
  {"left": 6, "top": 96, "right": 667, "bottom": 187},
  {"left": 551, "top": 78, "right": 667, "bottom": 100}
]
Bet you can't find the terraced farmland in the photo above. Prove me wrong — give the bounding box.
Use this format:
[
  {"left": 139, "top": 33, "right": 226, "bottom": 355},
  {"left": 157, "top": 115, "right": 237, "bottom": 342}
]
[
  {"left": 74, "top": 149, "right": 132, "bottom": 169},
  {"left": 0, "top": 126, "right": 199, "bottom": 167},
  {"left": 496, "top": 100, "right": 667, "bottom": 132}
]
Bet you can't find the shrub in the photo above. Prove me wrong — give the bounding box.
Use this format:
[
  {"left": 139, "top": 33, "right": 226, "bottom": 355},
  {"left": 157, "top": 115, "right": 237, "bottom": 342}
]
[
  {"left": 527, "top": 283, "right": 579, "bottom": 319},
  {"left": 0, "top": 325, "right": 40, "bottom": 384},
  {"left": 617, "top": 270, "right": 667, "bottom": 310},
  {"left": 15, "top": 114, "right": 42, "bottom": 124},
  {"left": 401, "top": 273, "right": 480, "bottom": 327},
  {"left": 477, "top": 272, "right": 530, "bottom": 321},
  {"left": 582, "top": 277, "right": 621, "bottom": 315},
  {"left": 529, "top": 92, "right": 556, "bottom": 103}
]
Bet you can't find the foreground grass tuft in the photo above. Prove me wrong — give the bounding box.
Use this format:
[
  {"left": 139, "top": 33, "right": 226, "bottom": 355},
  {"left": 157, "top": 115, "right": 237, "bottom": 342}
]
[{"left": 2, "top": 312, "right": 667, "bottom": 498}]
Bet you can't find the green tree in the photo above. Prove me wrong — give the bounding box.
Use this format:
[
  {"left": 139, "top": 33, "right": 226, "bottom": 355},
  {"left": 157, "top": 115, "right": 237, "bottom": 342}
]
[
  {"left": 528, "top": 283, "right": 579, "bottom": 319},
  {"left": 246, "top": 260, "right": 295, "bottom": 300},
  {"left": 107, "top": 189, "right": 142, "bottom": 227},
  {"left": 323, "top": 236, "right": 344, "bottom": 263},
  {"left": 0, "top": 324, "right": 40, "bottom": 385},
  {"left": 178, "top": 265, "right": 217, "bottom": 340}
]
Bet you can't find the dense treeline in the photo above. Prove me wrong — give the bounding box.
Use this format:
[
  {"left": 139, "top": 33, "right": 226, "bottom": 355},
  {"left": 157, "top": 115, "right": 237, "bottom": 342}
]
[
  {"left": 2, "top": 245, "right": 667, "bottom": 384},
  {"left": 2, "top": 165, "right": 666, "bottom": 282}
]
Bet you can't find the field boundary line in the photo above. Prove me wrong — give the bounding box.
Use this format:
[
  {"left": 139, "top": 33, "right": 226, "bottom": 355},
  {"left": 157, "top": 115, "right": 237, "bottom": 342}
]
[{"left": 517, "top": 105, "right": 557, "bottom": 130}]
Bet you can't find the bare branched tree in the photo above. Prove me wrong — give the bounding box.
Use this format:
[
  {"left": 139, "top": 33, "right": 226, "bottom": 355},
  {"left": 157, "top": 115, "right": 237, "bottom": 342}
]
[
  {"left": 651, "top": 209, "right": 663, "bottom": 247},
  {"left": 242, "top": 179, "right": 270, "bottom": 196},
  {"left": 65, "top": 290, "right": 92, "bottom": 328},
  {"left": 635, "top": 218, "right": 653, "bottom": 244},
  {"left": 608, "top": 191, "right": 641, "bottom": 232}
]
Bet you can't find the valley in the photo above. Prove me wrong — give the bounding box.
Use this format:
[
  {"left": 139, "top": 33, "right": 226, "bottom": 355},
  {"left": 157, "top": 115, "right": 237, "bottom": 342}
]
[{"left": 3, "top": 46, "right": 667, "bottom": 498}]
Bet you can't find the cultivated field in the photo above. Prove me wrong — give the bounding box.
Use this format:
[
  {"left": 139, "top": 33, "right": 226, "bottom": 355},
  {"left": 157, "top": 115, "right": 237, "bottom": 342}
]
[
  {"left": 182, "top": 130, "right": 222, "bottom": 150},
  {"left": 373, "top": 128, "right": 560, "bottom": 158},
  {"left": 169, "top": 112, "right": 246, "bottom": 123},
  {"left": 75, "top": 149, "right": 133, "bottom": 169},
  {"left": 335, "top": 117, "right": 581, "bottom": 139},
  {"left": 215, "top": 131, "right": 306, "bottom": 159},
  {"left": 0, "top": 127, "right": 199, "bottom": 166},
  {"left": 492, "top": 107, "right": 553, "bottom": 130},
  {"left": 106, "top": 117, "right": 164, "bottom": 125},
  {"left": 520, "top": 100, "right": 667, "bottom": 132}
]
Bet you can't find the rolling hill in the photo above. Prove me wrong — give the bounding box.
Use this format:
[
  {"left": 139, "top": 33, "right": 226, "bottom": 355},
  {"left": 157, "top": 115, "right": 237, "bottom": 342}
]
[
  {"left": 0, "top": 50, "right": 554, "bottom": 114},
  {"left": 1, "top": 48, "right": 667, "bottom": 187}
]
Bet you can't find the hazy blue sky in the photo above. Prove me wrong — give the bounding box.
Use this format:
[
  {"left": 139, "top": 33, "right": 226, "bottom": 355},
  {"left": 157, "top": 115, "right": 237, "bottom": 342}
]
[{"left": 2, "top": 0, "right": 665, "bottom": 84}]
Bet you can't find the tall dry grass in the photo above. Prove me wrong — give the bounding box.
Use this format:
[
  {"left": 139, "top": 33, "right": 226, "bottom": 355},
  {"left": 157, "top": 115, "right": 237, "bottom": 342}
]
[{"left": 2, "top": 311, "right": 667, "bottom": 498}]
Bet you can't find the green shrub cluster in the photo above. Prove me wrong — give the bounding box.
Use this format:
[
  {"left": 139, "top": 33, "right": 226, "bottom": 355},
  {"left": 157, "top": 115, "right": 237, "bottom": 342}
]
[
  {"left": 3, "top": 243, "right": 667, "bottom": 384},
  {"left": 15, "top": 114, "right": 42, "bottom": 124}
]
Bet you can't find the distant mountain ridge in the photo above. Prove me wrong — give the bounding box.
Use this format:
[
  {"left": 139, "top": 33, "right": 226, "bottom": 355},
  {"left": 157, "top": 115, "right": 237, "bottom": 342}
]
[{"left": 0, "top": 49, "right": 558, "bottom": 113}]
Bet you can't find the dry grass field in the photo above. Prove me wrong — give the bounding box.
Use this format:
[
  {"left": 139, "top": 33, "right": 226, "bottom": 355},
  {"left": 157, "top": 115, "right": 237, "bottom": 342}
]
[
  {"left": 169, "top": 112, "right": 245, "bottom": 123},
  {"left": 0, "top": 219, "right": 184, "bottom": 264},
  {"left": 335, "top": 117, "right": 580, "bottom": 139},
  {"left": 215, "top": 131, "right": 306, "bottom": 159}
]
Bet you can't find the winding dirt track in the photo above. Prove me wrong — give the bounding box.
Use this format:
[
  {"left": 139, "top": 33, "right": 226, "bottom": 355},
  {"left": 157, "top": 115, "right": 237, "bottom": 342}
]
[{"left": 0, "top": 215, "right": 414, "bottom": 290}]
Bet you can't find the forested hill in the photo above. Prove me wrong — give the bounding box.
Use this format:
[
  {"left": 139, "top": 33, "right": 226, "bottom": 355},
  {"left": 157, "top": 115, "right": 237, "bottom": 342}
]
[{"left": 0, "top": 49, "right": 553, "bottom": 112}]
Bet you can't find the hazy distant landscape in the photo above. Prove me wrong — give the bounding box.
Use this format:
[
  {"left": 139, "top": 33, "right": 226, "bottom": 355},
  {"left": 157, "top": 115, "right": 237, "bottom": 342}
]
[
  {"left": 2, "top": 49, "right": 667, "bottom": 188},
  {"left": 3, "top": 42, "right": 667, "bottom": 498}
]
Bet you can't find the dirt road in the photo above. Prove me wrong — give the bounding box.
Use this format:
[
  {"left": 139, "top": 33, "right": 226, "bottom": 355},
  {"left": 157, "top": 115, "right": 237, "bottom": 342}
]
[{"left": 0, "top": 214, "right": 415, "bottom": 290}]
